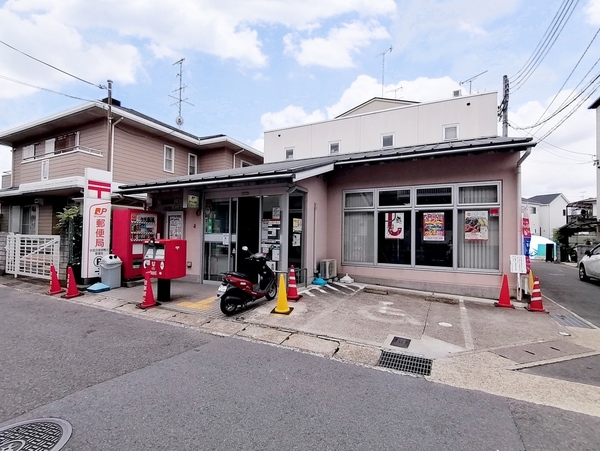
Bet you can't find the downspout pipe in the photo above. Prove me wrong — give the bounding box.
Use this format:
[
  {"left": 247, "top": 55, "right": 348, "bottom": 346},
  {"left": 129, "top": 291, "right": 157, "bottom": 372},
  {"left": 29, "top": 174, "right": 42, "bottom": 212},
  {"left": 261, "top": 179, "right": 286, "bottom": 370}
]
[{"left": 232, "top": 149, "right": 244, "bottom": 168}]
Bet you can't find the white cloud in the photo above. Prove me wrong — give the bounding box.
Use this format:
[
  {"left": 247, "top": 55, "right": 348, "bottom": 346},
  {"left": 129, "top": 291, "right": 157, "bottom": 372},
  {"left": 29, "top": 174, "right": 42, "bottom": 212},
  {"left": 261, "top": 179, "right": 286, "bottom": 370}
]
[
  {"left": 458, "top": 20, "right": 487, "bottom": 37},
  {"left": 284, "top": 20, "right": 390, "bottom": 68},
  {"left": 585, "top": 0, "right": 600, "bottom": 25}
]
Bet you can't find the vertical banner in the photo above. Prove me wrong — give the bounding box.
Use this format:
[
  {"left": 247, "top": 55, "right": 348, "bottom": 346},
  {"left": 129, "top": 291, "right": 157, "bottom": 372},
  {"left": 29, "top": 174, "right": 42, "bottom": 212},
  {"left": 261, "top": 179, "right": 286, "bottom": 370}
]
[
  {"left": 423, "top": 212, "right": 445, "bottom": 241},
  {"left": 385, "top": 212, "right": 404, "bottom": 239},
  {"left": 522, "top": 217, "right": 531, "bottom": 273},
  {"left": 82, "top": 168, "right": 112, "bottom": 279}
]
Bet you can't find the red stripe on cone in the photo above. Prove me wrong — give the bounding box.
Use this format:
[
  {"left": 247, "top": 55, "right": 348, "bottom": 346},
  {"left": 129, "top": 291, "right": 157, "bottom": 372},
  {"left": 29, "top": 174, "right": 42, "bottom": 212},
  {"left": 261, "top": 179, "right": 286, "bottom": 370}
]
[
  {"left": 286, "top": 265, "right": 303, "bottom": 302},
  {"left": 494, "top": 274, "right": 514, "bottom": 308},
  {"left": 48, "top": 265, "right": 64, "bottom": 295},
  {"left": 136, "top": 273, "right": 160, "bottom": 309},
  {"left": 526, "top": 277, "right": 547, "bottom": 312},
  {"left": 62, "top": 266, "right": 83, "bottom": 299}
]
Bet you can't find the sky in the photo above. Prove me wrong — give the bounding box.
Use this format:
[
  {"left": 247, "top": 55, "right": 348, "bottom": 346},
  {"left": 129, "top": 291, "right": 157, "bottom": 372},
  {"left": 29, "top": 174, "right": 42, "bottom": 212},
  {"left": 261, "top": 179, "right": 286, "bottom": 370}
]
[{"left": 0, "top": 0, "right": 599, "bottom": 203}]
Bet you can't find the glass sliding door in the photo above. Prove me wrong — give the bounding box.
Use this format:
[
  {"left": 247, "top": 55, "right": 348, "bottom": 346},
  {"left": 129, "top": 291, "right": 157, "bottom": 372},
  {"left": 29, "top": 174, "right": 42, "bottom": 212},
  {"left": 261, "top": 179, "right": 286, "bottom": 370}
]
[{"left": 203, "top": 199, "right": 237, "bottom": 281}]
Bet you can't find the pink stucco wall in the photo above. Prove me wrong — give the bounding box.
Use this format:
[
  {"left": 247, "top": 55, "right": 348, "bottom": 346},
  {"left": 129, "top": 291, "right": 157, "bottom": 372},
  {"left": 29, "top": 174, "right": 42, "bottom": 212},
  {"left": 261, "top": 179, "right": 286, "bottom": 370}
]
[{"left": 324, "top": 152, "right": 521, "bottom": 298}]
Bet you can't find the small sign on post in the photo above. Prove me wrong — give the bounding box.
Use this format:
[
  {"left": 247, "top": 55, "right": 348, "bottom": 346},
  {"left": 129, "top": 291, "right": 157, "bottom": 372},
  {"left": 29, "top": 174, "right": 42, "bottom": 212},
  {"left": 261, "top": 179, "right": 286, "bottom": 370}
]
[{"left": 509, "top": 255, "right": 527, "bottom": 301}]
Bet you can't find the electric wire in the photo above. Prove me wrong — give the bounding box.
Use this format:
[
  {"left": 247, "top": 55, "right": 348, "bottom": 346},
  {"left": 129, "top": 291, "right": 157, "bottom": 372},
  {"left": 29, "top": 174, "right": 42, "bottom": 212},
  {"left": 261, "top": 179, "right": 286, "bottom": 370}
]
[
  {"left": 0, "top": 74, "right": 95, "bottom": 102},
  {"left": 0, "top": 39, "right": 106, "bottom": 89},
  {"left": 511, "top": 0, "right": 579, "bottom": 93}
]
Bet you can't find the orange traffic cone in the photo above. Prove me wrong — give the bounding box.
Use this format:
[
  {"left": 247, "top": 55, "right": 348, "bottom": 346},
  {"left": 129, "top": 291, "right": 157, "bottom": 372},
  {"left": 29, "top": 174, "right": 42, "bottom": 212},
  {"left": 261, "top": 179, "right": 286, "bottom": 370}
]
[
  {"left": 286, "top": 265, "right": 303, "bottom": 302},
  {"left": 271, "top": 273, "right": 293, "bottom": 315},
  {"left": 62, "top": 266, "right": 83, "bottom": 299},
  {"left": 48, "top": 265, "right": 64, "bottom": 295},
  {"left": 136, "top": 273, "right": 160, "bottom": 309},
  {"left": 494, "top": 274, "right": 514, "bottom": 308},
  {"left": 527, "top": 277, "right": 547, "bottom": 312}
]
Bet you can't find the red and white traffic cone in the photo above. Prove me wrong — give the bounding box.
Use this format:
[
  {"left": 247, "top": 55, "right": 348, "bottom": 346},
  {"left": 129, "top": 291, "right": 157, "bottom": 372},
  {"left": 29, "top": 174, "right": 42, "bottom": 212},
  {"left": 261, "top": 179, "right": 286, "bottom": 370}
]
[
  {"left": 62, "top": 266, "right": 83, "bottom": 299},
  {"left": 286, "top": 265, "right": 303, "bottom": 302},
  {"left": 136, "top": 273, "right": 160, "bottom": 309},
  {"left": 48, "top": 265, "right": 64, "bottom": 295},
  {"left": 526, "top": 277, "right": 547, "bottom": 312}
]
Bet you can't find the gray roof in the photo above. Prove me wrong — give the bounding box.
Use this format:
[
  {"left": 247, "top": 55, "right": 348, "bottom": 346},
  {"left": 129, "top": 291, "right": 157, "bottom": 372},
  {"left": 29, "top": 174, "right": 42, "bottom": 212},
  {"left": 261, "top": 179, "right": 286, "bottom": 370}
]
[
  {"left": 524, "top": 193, "right": 564, "bottom": 205},
  {"left": 118, "top": 136, "right": 535, "bottom": 194}
]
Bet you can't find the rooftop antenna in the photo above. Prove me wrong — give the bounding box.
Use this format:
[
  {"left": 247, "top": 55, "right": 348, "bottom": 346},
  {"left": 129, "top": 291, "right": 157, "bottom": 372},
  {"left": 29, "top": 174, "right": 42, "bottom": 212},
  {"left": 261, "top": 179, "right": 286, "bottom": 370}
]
[
  {"left": 169, "top": 58, "right": 194, "bottom": 128},
  {"left": 386, "top": 87, "right": 402, "bottom": 99},
  {"left": 459, "top": 70, "right": 488, "bottom": 95},
  {"left": 377, "top": 45, "right": 393, "bottom": 97}
]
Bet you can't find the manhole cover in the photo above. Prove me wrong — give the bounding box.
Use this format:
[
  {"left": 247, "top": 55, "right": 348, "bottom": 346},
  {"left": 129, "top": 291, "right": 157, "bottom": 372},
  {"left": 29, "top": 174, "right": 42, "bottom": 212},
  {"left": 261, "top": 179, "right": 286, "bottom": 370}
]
[
  {"left": 549, "top": 313, "right": 594, "bottom": 329},
  {"left": 0, "top": 418, "right": 72, "bottom": 450}
]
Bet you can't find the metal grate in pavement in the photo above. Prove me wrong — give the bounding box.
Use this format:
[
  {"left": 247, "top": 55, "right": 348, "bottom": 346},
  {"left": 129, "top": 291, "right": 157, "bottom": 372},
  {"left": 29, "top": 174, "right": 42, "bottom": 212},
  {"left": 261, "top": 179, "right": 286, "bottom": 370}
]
[
  {"left": 377, "top": 350, "right": 432, "bottom": 376},
  {"left": 549, "top": 312, "right": 595, "bottom": 329}
]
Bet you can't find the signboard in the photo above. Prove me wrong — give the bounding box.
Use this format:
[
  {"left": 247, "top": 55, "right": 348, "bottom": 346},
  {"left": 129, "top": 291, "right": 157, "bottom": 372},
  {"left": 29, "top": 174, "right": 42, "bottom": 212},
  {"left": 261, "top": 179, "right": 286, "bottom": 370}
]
[
  {"left": 384, "top": 212, "right": 404, "bottom": 239},
  {"left": 423, "top": 212, "right": 444, "bottom": 241},
  {"left": 510, "top": 255, "right": 526, "bottom": 274},
  {"left": 464, "top": 210, "right": 488, "bottom": 241},
  {"left": 82, "top": 168, "right": 112, "bottom": 279}
]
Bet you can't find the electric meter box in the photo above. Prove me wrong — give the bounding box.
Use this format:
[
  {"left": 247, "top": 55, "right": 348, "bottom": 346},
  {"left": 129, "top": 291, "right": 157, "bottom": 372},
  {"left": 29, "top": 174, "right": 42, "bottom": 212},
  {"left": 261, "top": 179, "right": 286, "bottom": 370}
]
[{"left": 143, "top": 238, "right": 187, "bottom": 279}]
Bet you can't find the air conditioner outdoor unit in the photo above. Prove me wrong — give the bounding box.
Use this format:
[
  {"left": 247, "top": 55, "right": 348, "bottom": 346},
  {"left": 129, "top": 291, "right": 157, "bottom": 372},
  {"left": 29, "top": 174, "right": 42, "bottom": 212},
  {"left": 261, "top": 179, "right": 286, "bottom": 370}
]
[{"left": 320, "top": 259, "right": 337, "bottom": 280}]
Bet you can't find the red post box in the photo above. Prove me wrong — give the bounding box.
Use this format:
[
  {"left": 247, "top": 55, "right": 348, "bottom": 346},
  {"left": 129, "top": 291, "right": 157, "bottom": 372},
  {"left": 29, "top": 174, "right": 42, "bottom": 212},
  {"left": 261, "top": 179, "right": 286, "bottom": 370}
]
[{"left": 143, "top": 239, "right": 187, "bottom": 302}]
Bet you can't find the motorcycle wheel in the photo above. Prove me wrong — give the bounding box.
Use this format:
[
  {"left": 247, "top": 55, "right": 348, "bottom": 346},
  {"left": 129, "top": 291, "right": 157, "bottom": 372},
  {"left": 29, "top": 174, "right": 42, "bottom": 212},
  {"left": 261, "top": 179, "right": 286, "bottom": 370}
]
[
  {"left": 265, "top": 282, "right": 277, "bottom": 301},
  {"left": 220, "top": 296, "right": 238, "bottom": 315}
]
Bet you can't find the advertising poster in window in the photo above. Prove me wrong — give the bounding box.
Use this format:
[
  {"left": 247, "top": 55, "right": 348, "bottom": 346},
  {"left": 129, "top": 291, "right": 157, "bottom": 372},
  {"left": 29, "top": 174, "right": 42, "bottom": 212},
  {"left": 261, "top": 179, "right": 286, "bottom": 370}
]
[
  {"left": 384, "top": 212, "right": 404, "bottom": 239},
  {"left": 464, "top": 210, "right": 489, "bottom": 241},
  {"left": 423, "top": 213, "right": 444, "bottom": 241}
]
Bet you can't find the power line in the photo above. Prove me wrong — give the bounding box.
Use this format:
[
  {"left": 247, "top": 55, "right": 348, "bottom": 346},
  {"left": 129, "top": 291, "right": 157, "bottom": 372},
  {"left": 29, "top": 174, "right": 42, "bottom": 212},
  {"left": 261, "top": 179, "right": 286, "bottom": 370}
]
[
  {"left": 511, "top": 0, "right": 579, "bottom": 92},
  {"left": 0, "top": 74, "right": 94, "bottom": 102},
  {"left": 0, "top": 39, "right": 106, "bottom": 90}
]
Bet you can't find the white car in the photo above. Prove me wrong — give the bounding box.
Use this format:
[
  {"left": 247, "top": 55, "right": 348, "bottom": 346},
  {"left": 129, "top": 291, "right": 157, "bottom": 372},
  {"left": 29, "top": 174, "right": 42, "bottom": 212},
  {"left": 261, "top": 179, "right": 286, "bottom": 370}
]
[{"left": 579, "top": 243, "right": 600, "bottom": 282}]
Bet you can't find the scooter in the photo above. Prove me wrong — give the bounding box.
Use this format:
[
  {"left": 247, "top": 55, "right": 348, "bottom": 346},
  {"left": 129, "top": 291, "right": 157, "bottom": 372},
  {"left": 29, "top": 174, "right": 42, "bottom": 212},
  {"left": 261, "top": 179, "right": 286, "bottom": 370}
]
[{"left": 217, "top": 246, "right": 278, "bottom": 315}]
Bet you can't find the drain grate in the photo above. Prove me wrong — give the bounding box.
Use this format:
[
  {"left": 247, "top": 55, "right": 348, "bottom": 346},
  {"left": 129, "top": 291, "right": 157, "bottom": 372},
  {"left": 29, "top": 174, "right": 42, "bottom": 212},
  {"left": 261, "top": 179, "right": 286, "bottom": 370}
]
[
  {"left": 377, "top": 350, "right": 432, "bottom": 376},
  {"left": 549, "top": 313, "right": 595, "bottom": 329},
  {"left": 0, "top": 418, "right": 72, "bottom": 450}
]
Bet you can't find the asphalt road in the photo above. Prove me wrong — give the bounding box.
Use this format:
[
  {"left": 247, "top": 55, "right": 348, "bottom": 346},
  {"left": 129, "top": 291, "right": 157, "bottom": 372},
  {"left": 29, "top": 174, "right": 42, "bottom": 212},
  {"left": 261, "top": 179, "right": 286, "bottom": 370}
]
[
  {"left": 531, "top": 260, "right": 600, "bottom": 327},
  {"left": 2, "top": 286, "right": 600, "bottom": 450}
]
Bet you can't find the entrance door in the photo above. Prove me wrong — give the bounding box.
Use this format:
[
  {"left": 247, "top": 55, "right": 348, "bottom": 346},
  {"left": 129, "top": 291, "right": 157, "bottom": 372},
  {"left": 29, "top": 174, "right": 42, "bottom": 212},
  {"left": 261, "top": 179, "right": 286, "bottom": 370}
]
[
  {"left": 203, "top": 199, "right": 236, "bottom": 281},
  {"left": 236, "top": 197, "right": 260, "bottom": 278}
]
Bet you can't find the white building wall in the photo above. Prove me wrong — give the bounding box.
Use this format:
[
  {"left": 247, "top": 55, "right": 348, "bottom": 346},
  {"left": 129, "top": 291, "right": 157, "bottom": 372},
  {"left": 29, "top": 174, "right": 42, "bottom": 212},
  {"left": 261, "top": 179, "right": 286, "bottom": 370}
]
[{"left": 264, "top": 93, "right": 499, "bottom": 163}]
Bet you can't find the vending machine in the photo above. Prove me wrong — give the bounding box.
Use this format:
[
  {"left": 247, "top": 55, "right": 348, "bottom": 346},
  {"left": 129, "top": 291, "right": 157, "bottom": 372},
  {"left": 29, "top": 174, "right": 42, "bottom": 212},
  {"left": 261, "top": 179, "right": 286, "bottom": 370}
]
[{"left": 112, "top": 208, "right": 161, "bottom": 280}]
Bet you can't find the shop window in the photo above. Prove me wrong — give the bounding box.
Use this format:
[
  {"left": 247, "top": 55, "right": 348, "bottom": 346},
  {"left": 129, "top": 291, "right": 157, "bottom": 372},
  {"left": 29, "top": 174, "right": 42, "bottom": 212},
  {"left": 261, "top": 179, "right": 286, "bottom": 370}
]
[
  {"left": 458, "top": 210, "right": 499, "bottom": 270},
  {"left": 416, "top": 210, "right": 453, "bottom": 267},
  {"left": 377, "top": 211, "right": 411, "bottom": 265},
  {"left": 343, "top": 211, "right": 374, "bottom": 263},
  {"left": 379, "top": 189, "right": 410, "bottom": 207},
  {"left": 164, "top": 145, "right": 174, "bottom": 173},
  {"left": 416, "top": 187, "right": 452, "bottom": 205},
  {"left": 345, "top": 192, "right": 373, "bottom": 208},
  {"left": 459, "top": 184, "right": 498, "bottom": 204}
]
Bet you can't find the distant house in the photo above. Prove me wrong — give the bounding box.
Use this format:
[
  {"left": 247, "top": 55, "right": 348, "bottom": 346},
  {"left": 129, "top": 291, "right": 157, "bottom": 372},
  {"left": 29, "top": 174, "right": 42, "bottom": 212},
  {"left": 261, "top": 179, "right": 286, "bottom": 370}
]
[{"left": 521, "top": 193, "right": 569, "bottom": 239}]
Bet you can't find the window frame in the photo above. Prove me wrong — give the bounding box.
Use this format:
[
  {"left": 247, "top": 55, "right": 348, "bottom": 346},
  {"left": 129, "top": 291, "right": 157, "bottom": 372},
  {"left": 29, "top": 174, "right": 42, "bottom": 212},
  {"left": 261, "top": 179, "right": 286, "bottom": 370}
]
[
  {"left": 443, "top": 124, "right": 459, "bottom": 141},
  {"left": 285, "top": 147, "right": 294, "bottom": 160},
  {"left": 164, "top": 145, "right": 175, "bottom": 173},
  {"left": 381, "top": 133, "right": 394, "bottom": 148},
  {"left": 329, "top": 141, "right": 340, "bottom": 155},
  {"left": 188, "top": 153, "right": 197, "bottom": 175}
]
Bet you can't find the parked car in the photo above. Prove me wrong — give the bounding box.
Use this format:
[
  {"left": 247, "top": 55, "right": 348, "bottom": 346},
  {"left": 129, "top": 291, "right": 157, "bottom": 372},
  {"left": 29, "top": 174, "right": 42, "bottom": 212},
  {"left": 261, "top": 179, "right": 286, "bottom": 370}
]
[{"left": 578, "top": 243, "right": 600, "bottom": 282}]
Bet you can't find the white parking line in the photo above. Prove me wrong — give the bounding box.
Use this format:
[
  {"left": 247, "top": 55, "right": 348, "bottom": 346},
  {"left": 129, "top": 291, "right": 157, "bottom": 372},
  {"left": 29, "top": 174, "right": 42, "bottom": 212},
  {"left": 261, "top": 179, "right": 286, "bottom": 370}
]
[{"left": 459, "top": 298, "right": 475, "bottom": 350}]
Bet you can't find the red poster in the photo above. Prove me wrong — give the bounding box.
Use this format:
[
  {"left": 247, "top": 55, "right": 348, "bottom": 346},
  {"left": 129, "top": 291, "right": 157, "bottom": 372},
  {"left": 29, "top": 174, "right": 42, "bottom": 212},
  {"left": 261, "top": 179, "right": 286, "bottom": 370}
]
[{"left": 423, "top": 213, "right": 445, "bottom": 241}]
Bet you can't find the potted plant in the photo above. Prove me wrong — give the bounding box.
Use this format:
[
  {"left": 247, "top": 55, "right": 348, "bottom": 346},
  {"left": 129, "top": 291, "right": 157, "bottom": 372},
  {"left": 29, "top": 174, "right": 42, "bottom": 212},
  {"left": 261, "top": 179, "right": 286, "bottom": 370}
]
[{"left": 55, "top": 204, "right": 83, "bottom": 282}]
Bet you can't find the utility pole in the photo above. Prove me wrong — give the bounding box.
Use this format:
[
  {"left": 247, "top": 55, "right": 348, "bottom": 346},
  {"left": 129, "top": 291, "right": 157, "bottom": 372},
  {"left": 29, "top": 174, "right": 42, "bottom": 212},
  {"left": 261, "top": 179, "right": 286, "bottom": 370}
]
[
  {"left": 377, "top": 46, "right": 392, "bottom": 97},
  {"left": 106, "top": 80, "right": 113, "bottom": 172},
  {"left": 499, "top": 75, "right": 509, "bottom": 137}
]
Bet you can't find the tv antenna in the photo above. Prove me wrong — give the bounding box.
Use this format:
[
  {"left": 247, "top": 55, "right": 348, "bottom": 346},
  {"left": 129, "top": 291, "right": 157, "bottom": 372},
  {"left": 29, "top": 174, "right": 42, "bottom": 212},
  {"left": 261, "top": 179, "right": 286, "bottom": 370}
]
[
  {"left": 386, "top": 87, "right": 403, "bottom": 99},
  {"left": 459, "top": 70, "right": 488, "bottom": 95},
  {"left": 169, "top": 58, "right": 194, "bottom": 128},
  {"left": 377, "top": 45, "right": 393, "bottom": 97}
]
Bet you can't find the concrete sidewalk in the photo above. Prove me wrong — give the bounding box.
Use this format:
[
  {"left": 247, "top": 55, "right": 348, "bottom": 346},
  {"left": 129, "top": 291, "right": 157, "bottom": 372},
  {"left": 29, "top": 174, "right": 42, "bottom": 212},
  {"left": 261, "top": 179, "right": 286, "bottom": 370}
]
[{"left": 2, "top": 274, "right": 600, "bottom": 417}]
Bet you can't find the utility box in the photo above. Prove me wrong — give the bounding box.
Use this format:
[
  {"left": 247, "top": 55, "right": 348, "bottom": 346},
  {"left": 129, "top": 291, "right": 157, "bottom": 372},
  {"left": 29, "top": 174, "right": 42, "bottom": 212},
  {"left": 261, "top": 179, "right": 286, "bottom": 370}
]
[
  {"left": 143, "top": 238, "right": 187, "bottom": 279},
  {"left": 99, "top": 254, "right": 122, "bottom": 289}
]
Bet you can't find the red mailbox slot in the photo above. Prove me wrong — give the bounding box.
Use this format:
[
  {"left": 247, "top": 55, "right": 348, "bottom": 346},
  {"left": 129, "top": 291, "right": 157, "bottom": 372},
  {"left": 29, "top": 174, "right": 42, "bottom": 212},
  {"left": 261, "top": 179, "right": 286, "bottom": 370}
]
[{"left": 143, "top": 239, "right": 187, "bottom": 280}]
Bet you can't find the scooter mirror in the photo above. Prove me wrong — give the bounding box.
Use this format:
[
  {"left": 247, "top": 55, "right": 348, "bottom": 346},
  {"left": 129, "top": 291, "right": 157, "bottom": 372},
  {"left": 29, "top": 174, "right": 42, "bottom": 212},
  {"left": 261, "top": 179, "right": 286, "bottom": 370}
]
[{"left": 242, "top": 246, "right": 249, "bottom": 251}]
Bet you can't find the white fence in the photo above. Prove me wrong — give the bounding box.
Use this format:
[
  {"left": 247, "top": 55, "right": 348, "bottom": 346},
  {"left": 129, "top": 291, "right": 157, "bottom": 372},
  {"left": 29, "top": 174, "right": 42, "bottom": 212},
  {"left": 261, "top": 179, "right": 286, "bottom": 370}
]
[{"left": 5, "top": 234, "right": 61, "bottom": 280}]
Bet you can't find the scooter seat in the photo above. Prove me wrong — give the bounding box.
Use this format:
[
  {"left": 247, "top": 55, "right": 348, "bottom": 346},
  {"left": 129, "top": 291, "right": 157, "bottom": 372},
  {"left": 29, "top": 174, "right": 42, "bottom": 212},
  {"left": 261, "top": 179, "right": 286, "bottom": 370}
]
[{"left": 225, "top": 271, "right": 251, "bottom": 280}]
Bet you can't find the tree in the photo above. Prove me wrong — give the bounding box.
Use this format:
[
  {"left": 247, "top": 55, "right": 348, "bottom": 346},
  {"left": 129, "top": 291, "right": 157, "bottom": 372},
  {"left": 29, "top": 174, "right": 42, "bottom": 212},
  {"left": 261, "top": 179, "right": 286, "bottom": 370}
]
[{"left": 55, "top": 204, "right": 83, "bottom": 267}]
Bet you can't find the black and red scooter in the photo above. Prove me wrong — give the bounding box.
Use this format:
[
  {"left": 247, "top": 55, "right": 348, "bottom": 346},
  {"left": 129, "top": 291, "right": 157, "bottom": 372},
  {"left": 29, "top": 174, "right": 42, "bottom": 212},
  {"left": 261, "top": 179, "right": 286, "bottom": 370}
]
[{"left": 217, "top": 246, "right": 278, "bottom": 315}]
